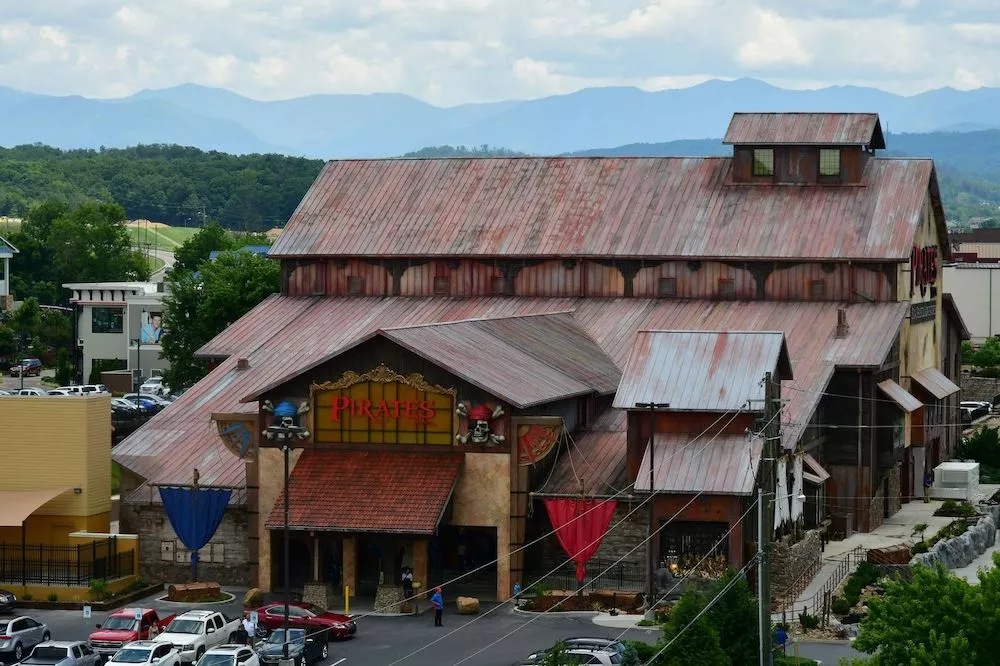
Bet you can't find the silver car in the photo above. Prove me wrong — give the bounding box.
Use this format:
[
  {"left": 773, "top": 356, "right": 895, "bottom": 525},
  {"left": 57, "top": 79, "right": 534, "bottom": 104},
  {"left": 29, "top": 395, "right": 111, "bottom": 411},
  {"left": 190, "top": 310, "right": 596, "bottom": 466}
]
[
  {"left": 0, "top": 616, "right": 51, "bottom": 662},
  {"left": 19, "top": 642, "right": 100, "bottom": 666}
]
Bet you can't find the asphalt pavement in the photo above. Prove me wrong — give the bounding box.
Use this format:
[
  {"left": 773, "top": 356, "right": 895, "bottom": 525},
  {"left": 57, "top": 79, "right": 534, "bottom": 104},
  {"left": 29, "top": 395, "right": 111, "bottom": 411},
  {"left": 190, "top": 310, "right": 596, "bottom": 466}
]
[{"left": 3, "top": 590, "right": 662, "bottom": 666}]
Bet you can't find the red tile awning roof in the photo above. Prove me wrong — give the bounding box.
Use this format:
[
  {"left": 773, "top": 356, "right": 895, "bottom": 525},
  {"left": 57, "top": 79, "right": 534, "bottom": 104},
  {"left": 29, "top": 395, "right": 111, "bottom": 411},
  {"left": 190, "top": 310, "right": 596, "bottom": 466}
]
[
  {"left": 910, "top": 367, "right": 961, "bottom": 400},
  {"left": 613, "top": 331, "right": 792, "bottom": 412},
  {"left": 723, "top": 112, "right": 885, "bottom": 148},
  {"left": 268, "top": 155, "right": 933, "bottom": 261},
  {"left": 265, "top": 450, "right": 463, "bottom": 534},
  {"left": 633, "top": 434, "right": 762, "bottom": 496}
]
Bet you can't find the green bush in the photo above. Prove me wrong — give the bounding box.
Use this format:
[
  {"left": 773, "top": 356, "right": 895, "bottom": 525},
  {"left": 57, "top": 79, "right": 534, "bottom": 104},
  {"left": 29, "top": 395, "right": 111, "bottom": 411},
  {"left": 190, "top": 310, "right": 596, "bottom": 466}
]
[
  {"left": 854, "top": 562, "right": 880, "bottom": 588},
  {"left": 22, "top": 594, "right": 31, "bottom": 601},
  {"left": 831, "top": 596, "right": 852, "bottom": 615},
  {"left": 530, "top": 582, "right": 551, "bottom": 597},
  {"left": 957, "top": 425, "right": 1000, "bottom": 468},
  {"left": 89, "top": 579, "right": 109, "bottom": 601},
  {"left": 46, "top": 593, "right": 57, "bottom": 602},
  {"left": 623, "top": 640, "right": 658, "bottom": 662},
  {"left": 799, "top": 610, "right": 820, "bottom": 631},
  {"left": 911, "top": 541, "right": 929, "bottom": 555}
]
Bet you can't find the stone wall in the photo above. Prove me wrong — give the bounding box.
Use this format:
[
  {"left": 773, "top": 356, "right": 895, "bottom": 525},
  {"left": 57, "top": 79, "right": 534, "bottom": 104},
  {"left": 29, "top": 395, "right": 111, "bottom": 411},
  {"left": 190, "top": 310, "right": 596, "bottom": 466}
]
[
  {"left": 887, "top": 465, "right": 902, "bottom": 517},
  {"left": 960, "top": 373, "right": 1000, "bottom": 402},
  {"left": 535, "top": 503, "right": 646, "bottom": 583},
  {"left": 122, "top": 503, "right": 251, "bottom": 586},
  {"left": 910, "top": 509, "right": 998, "bottom": 570},
  {"left": 769, "top": 529, "right": 822, "bottom": 600}
]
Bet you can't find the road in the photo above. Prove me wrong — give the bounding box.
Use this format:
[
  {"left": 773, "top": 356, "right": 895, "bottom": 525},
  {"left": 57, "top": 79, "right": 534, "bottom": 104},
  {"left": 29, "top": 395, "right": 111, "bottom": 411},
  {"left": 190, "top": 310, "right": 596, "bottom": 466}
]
[
  {"left": 150, "top": 248, "right": 175, "bottom": 281},
  {"left": 794, "top": 640, "right": 867, "bottom": 662},
  {"left": 10, "top": 590, "right": 661, "bottom": 666}
]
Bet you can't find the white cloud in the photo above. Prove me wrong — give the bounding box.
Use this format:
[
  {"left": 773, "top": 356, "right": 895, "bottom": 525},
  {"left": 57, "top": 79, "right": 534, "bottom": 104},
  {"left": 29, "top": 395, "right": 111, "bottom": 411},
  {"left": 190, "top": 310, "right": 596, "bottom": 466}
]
[{"left": 0, "top": 0, "right": 996, "bottom": 104}]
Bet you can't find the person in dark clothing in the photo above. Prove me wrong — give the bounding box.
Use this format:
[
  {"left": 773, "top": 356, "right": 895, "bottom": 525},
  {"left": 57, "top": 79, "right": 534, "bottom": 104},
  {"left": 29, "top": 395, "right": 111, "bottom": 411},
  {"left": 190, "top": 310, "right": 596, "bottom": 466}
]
[
  {"left": 431, "top": 586, "right": 443, "bottom": 626},
  {"left": 402, "top": 567, "right": 414, "bottom": 599},
  {"left": 924, "top": 469, "right": 934, "bottom": 502}
]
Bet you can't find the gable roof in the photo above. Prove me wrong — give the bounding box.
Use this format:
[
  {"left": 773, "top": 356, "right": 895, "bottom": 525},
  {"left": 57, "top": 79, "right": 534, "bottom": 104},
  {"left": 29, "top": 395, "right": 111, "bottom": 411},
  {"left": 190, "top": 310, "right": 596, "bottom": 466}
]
[
  {"left": 613, "top": 330, "right": 793, "bottom": 412},
  {"left": 723, "top": 113, "right": 885, "bottom": 148},
  {"left": 269, "top": 155, "right": 934, "bottom": 262},
  {"left": 0, "top": 235, "right": 18, "bottom": 259}
]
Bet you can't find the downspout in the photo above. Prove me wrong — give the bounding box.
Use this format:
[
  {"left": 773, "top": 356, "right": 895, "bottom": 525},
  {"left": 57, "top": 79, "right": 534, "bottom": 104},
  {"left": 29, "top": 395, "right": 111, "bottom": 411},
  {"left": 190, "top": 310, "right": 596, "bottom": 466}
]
[{"left": 857, "top": 370, "right": 863, "bottom": 528}]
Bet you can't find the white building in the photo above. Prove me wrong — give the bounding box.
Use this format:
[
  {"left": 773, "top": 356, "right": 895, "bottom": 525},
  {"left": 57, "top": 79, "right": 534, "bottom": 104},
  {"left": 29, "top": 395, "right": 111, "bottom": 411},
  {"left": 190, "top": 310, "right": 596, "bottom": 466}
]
[
  {"left": 63, "top": 281, "right": 170, "bottom": 384},
  {"left": 942, "top": 264, "right": 1000, "bottom": 344},
  {"left": 0, "top": 235, "right": 17, "bottom": 311}
]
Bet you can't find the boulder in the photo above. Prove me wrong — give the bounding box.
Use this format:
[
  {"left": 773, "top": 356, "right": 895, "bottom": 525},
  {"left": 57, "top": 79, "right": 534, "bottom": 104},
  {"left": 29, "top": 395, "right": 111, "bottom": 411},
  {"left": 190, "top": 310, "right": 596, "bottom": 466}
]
[
  {"left": 457, "top": 596, "right": 480, "bottom": 614},
  {"left": 244, "top": 588, "right": 264, "bottom": 608},
  {"left": 168, "top": 582, "right": 221, "bottom": 603}
]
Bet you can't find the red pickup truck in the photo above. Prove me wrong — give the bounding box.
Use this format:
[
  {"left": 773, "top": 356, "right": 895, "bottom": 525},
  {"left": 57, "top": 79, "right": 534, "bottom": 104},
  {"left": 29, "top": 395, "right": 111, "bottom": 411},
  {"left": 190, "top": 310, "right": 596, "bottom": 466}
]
[{"left": 89, "top": 609, "right": 176, "bottom": 659}]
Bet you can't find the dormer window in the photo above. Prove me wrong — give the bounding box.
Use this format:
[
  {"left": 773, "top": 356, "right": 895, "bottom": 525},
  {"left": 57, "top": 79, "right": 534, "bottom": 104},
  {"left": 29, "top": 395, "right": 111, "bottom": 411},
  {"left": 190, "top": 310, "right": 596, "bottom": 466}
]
[
  {"left": 752, "top": 149, "right": 774, "bottom": 177},
  {"left": 819, "top": 149, "right": 841, "bottom": 178}
]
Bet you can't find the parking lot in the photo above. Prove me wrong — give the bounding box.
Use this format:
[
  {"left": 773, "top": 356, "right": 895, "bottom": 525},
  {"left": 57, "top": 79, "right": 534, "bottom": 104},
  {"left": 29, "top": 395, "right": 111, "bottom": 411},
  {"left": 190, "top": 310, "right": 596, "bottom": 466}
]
[
  {"left": 2, "top": 589, "right": 659, "bottom": 666},
  {"left": 0, "top": 370, "right": 52, "bottom": 393}
]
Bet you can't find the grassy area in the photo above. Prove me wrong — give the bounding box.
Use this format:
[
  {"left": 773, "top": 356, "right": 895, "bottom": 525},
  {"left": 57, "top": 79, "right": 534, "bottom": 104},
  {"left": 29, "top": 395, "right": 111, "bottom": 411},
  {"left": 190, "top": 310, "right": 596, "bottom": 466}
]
[
  {"left": 128, "top": 224, "right": 188, "bottom": 249},
  {"left": 775, "top": 655, "right": 820, "bottom": 666},
  {"left": 147, "top": 255, "right": 166, "bottom": 272},
  {"left": 112, "top": 462, "right": 120, "bottom": 495}
]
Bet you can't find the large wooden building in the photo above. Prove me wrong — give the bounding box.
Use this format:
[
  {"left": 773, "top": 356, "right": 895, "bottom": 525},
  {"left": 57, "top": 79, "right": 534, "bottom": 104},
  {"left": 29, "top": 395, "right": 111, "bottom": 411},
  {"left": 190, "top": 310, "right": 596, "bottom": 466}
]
[{"left": 114, "top": 112, "right": 965, "bottom": 600}]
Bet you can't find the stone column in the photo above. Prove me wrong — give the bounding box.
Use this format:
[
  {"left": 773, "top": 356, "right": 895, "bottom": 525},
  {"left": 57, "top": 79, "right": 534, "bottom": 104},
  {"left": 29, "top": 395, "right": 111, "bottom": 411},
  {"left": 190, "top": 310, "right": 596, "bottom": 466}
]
[
  {"left": 342, "top": 536, "right": 357, "bottom": 597},
  {"left": 412, "top": 539, "right": 428, "bottom": 599}
]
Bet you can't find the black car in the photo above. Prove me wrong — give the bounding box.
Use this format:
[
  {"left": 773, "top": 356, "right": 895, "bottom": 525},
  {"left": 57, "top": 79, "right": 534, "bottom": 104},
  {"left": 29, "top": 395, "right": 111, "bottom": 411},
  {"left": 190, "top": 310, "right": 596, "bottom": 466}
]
[
  {"left": 257, "top": 629, "right": 326, "bottom": 666},
  {"left": 0, "top": 591, "right": 14, "bottom": 614}
]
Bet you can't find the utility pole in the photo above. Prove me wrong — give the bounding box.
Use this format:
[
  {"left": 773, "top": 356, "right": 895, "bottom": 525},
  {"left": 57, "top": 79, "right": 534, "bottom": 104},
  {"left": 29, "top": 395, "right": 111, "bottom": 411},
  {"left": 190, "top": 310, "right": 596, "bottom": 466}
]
[
  {"left": 758, "top": 371, "right": 779, "bottom": 666},
  {"left": 636, "top": 401, "right": 669, "bottom": 600}
]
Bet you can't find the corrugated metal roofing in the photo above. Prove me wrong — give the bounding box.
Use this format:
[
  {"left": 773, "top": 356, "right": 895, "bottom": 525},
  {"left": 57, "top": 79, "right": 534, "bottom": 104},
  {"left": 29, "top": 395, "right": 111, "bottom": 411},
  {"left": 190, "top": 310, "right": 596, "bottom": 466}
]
[
  {"left": 877, "top": 379, "right": 921, "bottom": 413},
  {"left": 113, "top": 297, "right": 908, "bottom": 493},
  {"left": 265, "top": 450, "right": 463, "bottom": 534},
  {"left": 613, "top": 331, "right": 792, "bottom": 412},
  {"left": 910, "top": 367, "right": 961, "bottom": 399},
  {"left": 268, "top": 156, "right": 931, "bottom": 261},
  {"left": 723, "top": 113, "right": 885, "bottom": 148},
  {"left": 380, "top": 313, "right": 620, "bottom": 408},
  {"left": 633, "top": 434, "right": 762, "bottom": 495}
]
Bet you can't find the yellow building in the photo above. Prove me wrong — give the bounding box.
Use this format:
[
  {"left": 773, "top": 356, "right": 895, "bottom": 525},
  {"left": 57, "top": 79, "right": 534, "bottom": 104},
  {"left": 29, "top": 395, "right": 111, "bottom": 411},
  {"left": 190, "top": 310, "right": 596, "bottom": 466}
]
[{"left": 0, "top": 394, "right": 138, "bottom": 599}]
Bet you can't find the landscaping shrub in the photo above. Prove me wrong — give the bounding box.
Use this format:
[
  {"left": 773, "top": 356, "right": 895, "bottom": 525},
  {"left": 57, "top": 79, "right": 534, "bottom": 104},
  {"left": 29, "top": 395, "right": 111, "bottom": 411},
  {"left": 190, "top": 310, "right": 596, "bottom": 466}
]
[
  {"left": 623, "top": 640, "right": 658, "bottom": 661},
  {"left": 831, "top": 596, "right": 852, "bottom": 615},
  {"left": 799, "top": 610, "right": 820, "bottom": 631},
  {"left": 89, "top": 579, "right": 109, "bottom": 601},
  {"left": 46, "top": 593, "right": 57, "bottom": 602}
]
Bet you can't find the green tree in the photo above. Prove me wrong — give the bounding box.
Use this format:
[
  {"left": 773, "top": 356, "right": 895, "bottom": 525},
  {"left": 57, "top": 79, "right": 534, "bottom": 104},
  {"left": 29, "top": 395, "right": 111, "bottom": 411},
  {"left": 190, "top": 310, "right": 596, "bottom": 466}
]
[
  {"left": 10, "top": 297, "right": 42, "bottom": 337},
  {"left": 47, "top": 201, "right": 149, "bottom": 284},
  {"left": 975, "top": 337, "right": 1000, "bottom": 367},
  {"left": 161, "top": 249, "right": 280, "bottom": 389},
  {"left": 55, "top": 347, "right": 72, "bottom": 385},
  {"left": 707, "top": 569, "right": 759, "bottom": 665},
  {"left": 0, "top": 324, "right": 15, "bottom": 357},
  {"left": 173, "top": 221, "right": 234, "bottom": 272},
  {"left": 853, "top": 563, "right": 988, "bottom": 665},
  {"left": 658, "top": 589, "right": 729, "bottom": 666},
  {"left": 955, "top": 425, "right": 1000, "bottom": 468},
  {"left": 962, "top": 340, "right": 975, "bottom": 364},
  {"left": 539, "top": 641, "right": 581, "bottom": 666},
  {"left": 39, "top": 310, "right": 72, "bottom": 350}
]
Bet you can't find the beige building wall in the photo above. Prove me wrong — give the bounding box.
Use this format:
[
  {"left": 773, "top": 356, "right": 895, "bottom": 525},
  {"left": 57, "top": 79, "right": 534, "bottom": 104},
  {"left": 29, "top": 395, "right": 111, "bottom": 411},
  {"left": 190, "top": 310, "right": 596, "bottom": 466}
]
[
  {"left": 943, "top": 264, "right": 1000, "bottom": 344},
  {"left": 898, "top": 195, "right": 944, "bottom": 384},
  {"left": 449, "top": 452, "right": 511, "bottom": 601},
  {"left": 256, "top": 446, "right": 304, "bottom": 592}
]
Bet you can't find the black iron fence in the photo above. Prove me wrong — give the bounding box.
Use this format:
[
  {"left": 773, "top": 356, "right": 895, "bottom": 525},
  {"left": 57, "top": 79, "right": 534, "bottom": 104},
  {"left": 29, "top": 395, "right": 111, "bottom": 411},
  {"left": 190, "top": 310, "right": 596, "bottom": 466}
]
[
  {"left": 540, "top": 558, "right": 645, "bottom": 592},
  {"left": 0, "top": 537, "right": 134, "bottom": 586}
]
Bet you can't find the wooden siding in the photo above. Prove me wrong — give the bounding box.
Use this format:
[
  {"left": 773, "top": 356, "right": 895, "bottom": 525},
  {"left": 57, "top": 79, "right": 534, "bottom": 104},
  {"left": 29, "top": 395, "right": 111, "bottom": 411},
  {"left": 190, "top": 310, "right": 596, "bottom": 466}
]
[
  {"left": 515, "top": 260, "right": 582, "bottom": 297},
  {"left": 584, "top": 263, "right": 624, "bottom": 297},
  {"left": 634, "top": 262, "right": 754, "bottom": 300},
  {"left": 732, "top": 145, "right": 865, "bottom": 184},
  {"left": 0, "top": 395, "right": 111, "bottom": 517},
  {"left": 323, "top": 260, "right": 389, "bottom": 297},
  {"left": 765, "top": 263, "right": 893, "bottom": 302}
]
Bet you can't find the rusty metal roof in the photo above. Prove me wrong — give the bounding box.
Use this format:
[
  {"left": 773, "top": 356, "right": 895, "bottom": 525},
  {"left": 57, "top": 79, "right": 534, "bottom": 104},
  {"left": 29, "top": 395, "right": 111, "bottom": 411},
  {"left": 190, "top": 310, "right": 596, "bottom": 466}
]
[
  {"left": 910, "top": 367, "right": 961, "bottom": 400},
  {"left": 633, "top": 434, "right": 762, "bottom": 495},
  {"left": 723, "top": 113, "right": 885, "bottom": 148},
  {"left": 613, "top": 331, "right": 792, "bottom": 412},
  {"left": 114, "top": 297, "right": 908, "bottom": 492},
  {"left": 540, "top": 409, "right": 629, "bottom": 498},
  {"left": 877, "top": 379, "right": 921, "bottom": 413},
  {"left": 378, "top": 313, "right": 620, "bottom": 408},
  {"left": 268, "top": 156, "right": 933, "bottom": 261}
]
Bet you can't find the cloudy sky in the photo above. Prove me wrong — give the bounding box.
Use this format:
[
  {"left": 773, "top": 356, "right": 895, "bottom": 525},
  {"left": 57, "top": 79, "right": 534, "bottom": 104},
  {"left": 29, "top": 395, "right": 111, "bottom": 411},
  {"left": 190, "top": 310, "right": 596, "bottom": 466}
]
[{"left": 0, "top": 0, "right": 998, "bottom": 105}]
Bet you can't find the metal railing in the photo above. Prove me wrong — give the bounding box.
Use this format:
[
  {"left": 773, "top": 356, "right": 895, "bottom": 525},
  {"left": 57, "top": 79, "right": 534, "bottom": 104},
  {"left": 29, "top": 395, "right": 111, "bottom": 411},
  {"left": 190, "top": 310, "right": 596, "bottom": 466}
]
[
  {"left": 771, "top": 553, "right": 822, "bottom": 611},
  {"left": 537, "top": 558, "right": 646, "bottom": 592},
  {"left": 0, "top": 538, "right": 134, "bottom": 586},
  {"left": 778, "top": 545, "right": 867, "bottom": 617}
]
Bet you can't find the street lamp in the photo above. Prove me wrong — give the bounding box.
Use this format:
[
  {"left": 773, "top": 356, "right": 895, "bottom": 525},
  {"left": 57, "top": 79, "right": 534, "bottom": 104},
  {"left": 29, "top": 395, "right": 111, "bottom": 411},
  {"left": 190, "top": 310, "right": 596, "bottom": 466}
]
[
  {"left": 262, "top": 401, "right": 310, "bottom": 662},
  {"left": 635, "top": 401, "right": 669, "bottom": 599}
]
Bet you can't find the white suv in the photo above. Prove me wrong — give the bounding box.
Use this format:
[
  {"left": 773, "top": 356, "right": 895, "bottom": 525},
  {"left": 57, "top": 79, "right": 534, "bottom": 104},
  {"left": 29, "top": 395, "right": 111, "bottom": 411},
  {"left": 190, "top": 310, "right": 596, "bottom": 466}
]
[
  {"left": 195, "top": 645, "right": 258, "bottom": 666},
  {"left": 139, "top": 377, "right": 169, "bottom": 397},
  {"left": 107, "top": 642, "right": 180, "bottom": 666}
]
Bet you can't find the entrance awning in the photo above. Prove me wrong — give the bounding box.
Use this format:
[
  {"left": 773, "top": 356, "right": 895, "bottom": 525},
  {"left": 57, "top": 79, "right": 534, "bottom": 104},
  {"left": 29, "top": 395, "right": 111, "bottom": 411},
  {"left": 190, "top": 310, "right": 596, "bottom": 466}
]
[
  {"left": 0, "top": 489, "right": 71, "bottom": 527},
  {"left": 634, "top": 434, "right": 761, "bottom": 495},
  {"left": 910, "top": 368, "right": 960, "bottom": 400},
  {"left": 877, "top": 379, "right": 921, "bottom": 413},
  {"left": 802, "top": 453, "right": 830, "bottom": 485},
  {"left": 266, "top": 450, "right": 463, "bottom": 535}
]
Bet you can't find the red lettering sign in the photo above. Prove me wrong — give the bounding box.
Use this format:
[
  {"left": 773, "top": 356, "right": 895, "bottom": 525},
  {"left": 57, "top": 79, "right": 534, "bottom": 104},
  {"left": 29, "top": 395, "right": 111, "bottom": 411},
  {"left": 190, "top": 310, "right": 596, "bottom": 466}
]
[
  {"left": 331, "top": 397, "right": 436, "bottom": 422},
  {"left": 910, "top": 245, "right": 938, "bottom": 298}
]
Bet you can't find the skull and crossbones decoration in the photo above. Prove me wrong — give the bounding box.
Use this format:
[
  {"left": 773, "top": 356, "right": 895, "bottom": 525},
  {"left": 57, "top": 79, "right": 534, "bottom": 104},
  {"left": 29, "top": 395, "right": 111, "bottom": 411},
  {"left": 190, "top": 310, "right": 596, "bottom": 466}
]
[
  {"left": 456, "top": 402, "right": 505, "bottom": 446},
  {"left": 262, "top": 399, "right": 311, "bottom": 442}
]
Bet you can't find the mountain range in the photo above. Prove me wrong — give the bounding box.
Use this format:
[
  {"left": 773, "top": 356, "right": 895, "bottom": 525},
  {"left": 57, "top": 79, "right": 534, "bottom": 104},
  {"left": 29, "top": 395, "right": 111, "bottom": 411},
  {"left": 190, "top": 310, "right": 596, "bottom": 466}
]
[{"left": 5, "top": 78, "right": 1000, "bottom": 159}]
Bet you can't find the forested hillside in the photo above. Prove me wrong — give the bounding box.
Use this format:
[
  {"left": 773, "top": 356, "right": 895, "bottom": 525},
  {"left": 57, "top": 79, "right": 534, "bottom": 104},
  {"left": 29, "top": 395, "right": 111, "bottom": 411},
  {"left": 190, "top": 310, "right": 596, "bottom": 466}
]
[{"left": 0, "top": 144, "right": 323, "bottom": 231}]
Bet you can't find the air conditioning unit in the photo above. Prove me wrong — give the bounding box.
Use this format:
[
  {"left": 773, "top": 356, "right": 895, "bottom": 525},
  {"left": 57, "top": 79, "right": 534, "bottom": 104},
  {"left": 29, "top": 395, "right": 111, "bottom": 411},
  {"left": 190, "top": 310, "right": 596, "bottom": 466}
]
[{"left": 929, "top": 462, "right": 981, "bottom": 502}]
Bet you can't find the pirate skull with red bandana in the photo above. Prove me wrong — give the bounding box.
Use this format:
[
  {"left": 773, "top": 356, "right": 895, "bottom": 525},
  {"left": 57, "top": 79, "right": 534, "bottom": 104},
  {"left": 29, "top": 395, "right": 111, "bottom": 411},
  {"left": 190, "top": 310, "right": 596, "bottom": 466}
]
[{"left": 456, "top": 402, "right": 505, "bottom": 445}]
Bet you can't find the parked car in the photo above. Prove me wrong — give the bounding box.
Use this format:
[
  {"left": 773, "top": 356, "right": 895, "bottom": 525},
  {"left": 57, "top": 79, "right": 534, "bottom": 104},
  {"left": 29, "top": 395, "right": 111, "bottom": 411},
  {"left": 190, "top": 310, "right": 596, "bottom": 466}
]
[
  {"left": 19, "top": 642, "right": 100, "bottom": 666},
  {"left": 47, "top": 389, "right": 74, "bottom": 396},
  {"left": 246, "top": 602, "right": 356, "bottom": 641},
  {"left": 55, "top": 385, "right": 109, "bottom": 396},
  {"left": 194, "top": 645, "right": 258, "bottom": 666},
  {"left": 0, "top": 390, "right": 10, "bottom": 396},
  {"left": 961, "top": 401, "right": 990, "bottom": 420},
  {"left": 122, "top": 394, "right": 171, "bottom": 409},
  {"left": 0, "top": 616, "right": 50, "bottom": 662},
  {"left": 12, "top": 388, "right": 46, "bottom": 397},
  {"left": 153, "top": 611, "right": 241, "bottom": 665},
  {"left": 105, "top": 642, "right": 180, "bottom": 666},
  {"left": 559, "top": 639, "right": 626, "bottom": 656},
  {"left": 90, "top": 609, "right": 176, "bottom": 660},
  {"left": 519, "top": 646, "right": 622, "bottom": 665},
  {"left": 256, "top": 630, "right": 326, "bottom": 666},
  {"left": 139, "top": 377, "right": 169, "bottom": 397},
  {"left": 9, "top": 359, "right": 42, "bottom": 377},
  {"left": 0, "top": 591, "right": 14, "bottom": 614}
]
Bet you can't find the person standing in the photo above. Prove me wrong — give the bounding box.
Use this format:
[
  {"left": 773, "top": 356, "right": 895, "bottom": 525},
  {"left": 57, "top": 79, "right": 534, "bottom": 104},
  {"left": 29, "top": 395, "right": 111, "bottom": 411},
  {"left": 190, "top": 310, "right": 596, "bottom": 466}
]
[
  {"left": 431, "top": 586, "right": 444, "bottom": 627},
  {"left": 242, "top": 615, "right": 256, "bottom": 646},
  {"left": 402, "top": 567, "right": 414, "bottom": 599}
]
